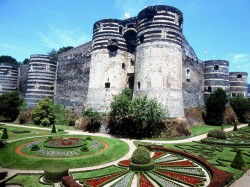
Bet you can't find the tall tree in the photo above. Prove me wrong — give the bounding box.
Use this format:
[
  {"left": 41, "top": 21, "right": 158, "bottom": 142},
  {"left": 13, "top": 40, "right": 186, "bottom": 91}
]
[{"left": 0, "top": 55, "right": 18, "bottom": 64}]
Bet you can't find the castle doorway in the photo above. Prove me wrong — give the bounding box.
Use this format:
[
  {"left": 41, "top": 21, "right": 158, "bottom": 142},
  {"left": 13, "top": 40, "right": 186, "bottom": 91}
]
[
  {"left": 123, "top": 29, "right": 137, "bottom": 53},
  {"left": 128, "top": 75, "right": 134, "bottom": 89}
]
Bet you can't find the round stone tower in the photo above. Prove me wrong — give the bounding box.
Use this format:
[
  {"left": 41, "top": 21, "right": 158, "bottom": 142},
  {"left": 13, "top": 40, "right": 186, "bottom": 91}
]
[
  {"left": 85, "top": 19, "right": 133, "bottom": 112},
  {"left": 229, "top": 72, "right": 248, "bottom": 97},
  {"left": 203, "top": 60, "right": 229, "bottom": 99},
  {"left": 0, "top": 63, "right": 18, "bottom": 95},
  {"left": 133, "top": 5, "right": 184, "bottom": 117},
  {"left": 25, "top": 54, "right": 57, "bottom": 108}
]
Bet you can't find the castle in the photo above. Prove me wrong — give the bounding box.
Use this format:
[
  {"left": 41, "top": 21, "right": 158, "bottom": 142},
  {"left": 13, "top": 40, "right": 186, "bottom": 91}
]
[{"left": 0, "top": 5, "right": 248, "bottom": 118}]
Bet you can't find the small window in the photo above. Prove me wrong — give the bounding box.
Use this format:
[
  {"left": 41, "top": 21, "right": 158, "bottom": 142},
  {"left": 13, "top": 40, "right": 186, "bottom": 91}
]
[
  {"left": 138, "top": 82, "right": 141, "bottom": 89},
  {"left": 208, "top": 86, "right": 212, "bottom": 93},
  {"left": 214, "top": 65, "right": 219, "bottom": 70},
  {"left": 105, "top": 82, "right": 110, "bottom": 88},
  {"left": 232, "top": 93, "right": 237, "bottom": 97},
  {"left": 119, "top": 26, "right": 123, "bottom": 34},
  {"left": 237, "top": 74, "right": 242, "bottom": 79},
  {"left": 122, "top": 63, "right": 125, "bottom": 70},
  {"left": 139, "top": 35, "right": 144, "bottom": 44},
  {"left": 186, "top": 68, "right": 191, "bottom": 82},
  {"left": 50, "top": 86, "right": 54, "bottom": 91}
]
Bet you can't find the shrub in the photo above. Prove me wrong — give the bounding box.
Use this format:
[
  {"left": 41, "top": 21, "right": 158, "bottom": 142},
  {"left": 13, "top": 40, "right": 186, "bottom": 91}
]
[
  {"left": 0, "top": 91, "right": 21, "bottom": 121},
  {"left": 66, "top": 108, "right": 78, "bottom": 126},
  {"left": 230, "top": 94, "right": 250, "bottom": 123},
  {"left": 47, "top": 136, "right": 53, "bottom": 141},
  {"left": 32, "top": 97, "right": 55, "bottom": 126},
  {"left": 231, "top": 150, "right": 246, "bottom": 170},
  {"left": 233, "top": 123, "right": 238, "bottom": 131},
  {"left": 30, "top": 144, "right": 40, "bottom": 151},
  {"left": 53, "top": 104, "right": 69, "bottom": 126},
  {"left": 85, "top": 136, "right": 92, "bottom": 141},
  {"left": 83, "top": 108, "right": 101, "bottom": 132},
  {"left": 58, "top": 129, "right": 64, "bottom": 131},
  {"left": 51, "top": 124, "right": 56, "bottom": 133},
  {"left": 11, "top": 130, "right": 30, "bottom": 134},
  {"left": 109, "top": 88, "right": 166, "bottom": 138},
  {"left": 80, "top": 145, "right": 89, "bottom": 152},
  {"left": 131, "top": 146, "right": 151, "bottom": 164},
  {"left": 207, "top": 130, "right": 227, "bottom": 140},
  {"left": 17, "top": 108, "right": 32, "bottom": 124},
  {"left": 1, "top": 128, "right": 9, "bottom": 139},
  {"left": 44, "top": 166, "right": 69, "bottom": 182},
  {"left": 0, "top": 140, "right": 6, "bottom": 148},
  {"left": 205, "top": 88, "right": 228, "bottom": 126}
]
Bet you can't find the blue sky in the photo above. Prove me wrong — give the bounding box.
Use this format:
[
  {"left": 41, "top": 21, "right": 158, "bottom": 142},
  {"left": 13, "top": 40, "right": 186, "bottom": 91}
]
[{"left": 0, "top": 0, "right": 249, "bottom": 82}]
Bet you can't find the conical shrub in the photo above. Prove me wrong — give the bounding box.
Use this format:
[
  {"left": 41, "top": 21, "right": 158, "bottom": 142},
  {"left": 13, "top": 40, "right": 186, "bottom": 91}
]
[
  {"left": 231, "top": 150, "right": 246, "bottom": 170},
  {"left": 51, "top": 124, "right": 56, "bottom": 133},
  {"left": 233, "top": 123, "right": 238, "bottom": 131},
  {"left": 1, "top": 128, "right": 9, "bottom": 139}
]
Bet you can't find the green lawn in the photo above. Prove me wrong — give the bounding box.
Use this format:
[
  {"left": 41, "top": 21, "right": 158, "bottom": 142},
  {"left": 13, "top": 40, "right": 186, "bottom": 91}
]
[
  {"left": 72, "top": 165, "right": 126, "bottom": 179},
  {"left": 0, "top": 135, "right": 129, "bottom": 170},
  {"left": 0, "top": 124, "right": 67, "bottom": 141},
  {"left": 6, "top": 174, "right": 46, "bottom": 187}
]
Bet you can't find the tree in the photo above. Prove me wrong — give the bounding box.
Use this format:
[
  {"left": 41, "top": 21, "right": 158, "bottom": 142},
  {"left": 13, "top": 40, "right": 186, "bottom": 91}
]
[
  {"left": 22, "top": 58, "right": 29, "bottom": 64},
  {"left": 230, "top": 94, "right": 250, "bottom": 123},
  {"left": 0, "top": 91, "right": 21, "bottom": 121},
  {"left": 0, "top": 55, "right": 18, "bottom": 64},
  {"left": 109, "top": 88, "right": 165, "bottom": 138},
  {"left": 205, "top": 88, "right": 228, "bottom": 126},
  {"left": 231, "top": 150, "right": 246, "bottom": 170},
  {"left": 1, "top": 128, "right": 9, "bottom": 139},
  {"left": 57, "top": 46, "right": 73, "bottom": 54},
  {"left": 32, "top": 97, "right": 55, "bottom": 126},
  {"left": 47, "top": 49, "right": 58, "bottom": 60}
]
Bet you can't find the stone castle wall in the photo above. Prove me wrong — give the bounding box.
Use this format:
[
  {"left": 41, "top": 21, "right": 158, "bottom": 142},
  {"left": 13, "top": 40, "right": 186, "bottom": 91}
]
[
  {"left": 229, "top": 72, "right": 248, "bottom": 97},
  {"left": 0, "top": 63, "right": 18, "bottom": 95},
  {"left": 18, "top": 64, "right": 29, "bottom": 98},
  {"left": 54, "top": 42, "right": 92, "bottom": 112}
]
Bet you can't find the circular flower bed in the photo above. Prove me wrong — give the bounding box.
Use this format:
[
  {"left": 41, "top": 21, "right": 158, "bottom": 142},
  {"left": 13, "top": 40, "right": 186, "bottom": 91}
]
[{"left": 44, "top": 137, "right": 86, "bottom": 148}]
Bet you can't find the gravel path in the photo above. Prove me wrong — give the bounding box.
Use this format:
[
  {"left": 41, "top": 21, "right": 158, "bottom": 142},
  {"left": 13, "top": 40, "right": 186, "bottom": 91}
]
[{"left": 0, "top": 123, "right": 249, "bottom": 186}]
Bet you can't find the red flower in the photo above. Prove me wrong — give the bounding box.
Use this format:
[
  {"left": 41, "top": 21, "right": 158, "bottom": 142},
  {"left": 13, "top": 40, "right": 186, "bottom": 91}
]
[
  {"left": 84, "top": 171, "right": 126, "bottom": 187},
  {"left": 156, "top": 160, "right": 195, "bottom": 167},
  {"left": 152, "top": 151, "right": 164, "bottom": 159},
  {"left": 155, "top": 170, "right": 205, "bottom": 186},
  {"left": 118, "top": 160, "right": 131, "bottom": 167},
  {"left": 139, "top": 173, "right": 154, "bottom": 187},
  {"left": 61, "top": 140, "right": 73, "bottom": 146}
]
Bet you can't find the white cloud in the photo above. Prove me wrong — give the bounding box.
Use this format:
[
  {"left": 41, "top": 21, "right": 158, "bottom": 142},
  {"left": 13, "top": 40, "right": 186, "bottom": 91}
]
[
  {"left": 228, "top": 53, "right": 250, "bottom": 64},
  {"left": 124, "top": 12, "right": 131, "bottom": 18},
  {"left": 36, "top": 26, "right": 90, "bottom": 50}
]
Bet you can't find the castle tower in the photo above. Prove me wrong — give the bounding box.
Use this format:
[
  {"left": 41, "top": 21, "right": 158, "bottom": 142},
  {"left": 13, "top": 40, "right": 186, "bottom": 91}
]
[
  {"left": 0, "top": 63, "right": 18, "bottom": 95},
  {"left": 229, "top": 72, "right": 248, "bottom": 97},
  {"left": 133, "top": 5, "right": 184, "bottom": 117},
  {"left": 85, "top": 19, "right": 134, "bottom": 112},
  {"left": 25, "top": 54, "right": 57, "bottom": 108},
  {"left": 203, "top": 60, "right": 229, "bottom": 100}
]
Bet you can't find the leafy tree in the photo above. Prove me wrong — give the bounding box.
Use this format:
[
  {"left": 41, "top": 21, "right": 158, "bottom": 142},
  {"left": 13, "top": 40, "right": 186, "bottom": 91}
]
[
  {"left": 0, "top": 55, "right": 18, "bottom": 64},
  {"left": 205, "top": 88, "right": 228, "bottom": 126},
  {"left": 22, "top": 58, "right": 29, "bottom": 64},
  {"left": 83, "top": 108, "right": 101, "bottom": 132},
  {"left": 53, "top": 104, "right": 69, "bottom": 126},
  {"left": 32, "top": 97, "right": 55, "bottom": 126},
  {"left": 109, "top": 88, "right": 165, "bottom": 138},
  {"left": 230, "top": 94, "right": 250, "bottom": 123},
  {"left": 0, "top": 91, "right": 21, "bottom": 121},
  {"left": 57, "top": 46, "right": 73, "bottom": 54},
  {"left": 47, "top": 49, "right": 58, "bottom": 60}
]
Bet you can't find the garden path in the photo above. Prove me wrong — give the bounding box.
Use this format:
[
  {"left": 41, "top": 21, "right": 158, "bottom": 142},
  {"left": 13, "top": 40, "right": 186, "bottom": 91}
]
[{"left": 0, "top": 123, "right": 249, "bottom": 186}]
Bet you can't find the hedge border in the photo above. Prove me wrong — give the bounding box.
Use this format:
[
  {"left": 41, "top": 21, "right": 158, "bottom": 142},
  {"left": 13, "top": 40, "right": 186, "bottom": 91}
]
[{"left": 129, "top": 159, "right": 155, "bottom": 171}]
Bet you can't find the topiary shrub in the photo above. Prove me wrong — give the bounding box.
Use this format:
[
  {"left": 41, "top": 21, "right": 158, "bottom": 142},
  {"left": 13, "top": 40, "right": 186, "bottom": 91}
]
[
  {"left": 30, "top": 144, "right": 40, "bottom": 151},
  {"left": 131, "top": 146, "right": 151, "bottom": 164},
  {"left": 129, "top": 159, "right": 155, "bottom": 171},
  {"left": 80, "top": 145, "right": 89, "bottom": 152},
  {"left": 11, "top": 130, "right": 30, "bottom": 134},
  {"left": 44, "top": 165, "right": 69, "bottom": 182},
  {"left": 1, "top": 128, "right": 9, "bottom": 139},
  {"left": 233, "top": 123, "right": 238, "bottom": 131},
  {"left": 207, "top": 130, "right": 227, "bottom": 140},
  {"left": 85, "top": 137, "right": 92, "bottom": 141},
  {"left": 47, "top": 136, "right": 53, "bottom": 141},
  {"left": 231, "top": 150, "right": 246, "bottom": 170},
  {"left": 51, "top": 124, "right": 56, "bottom": 133}
]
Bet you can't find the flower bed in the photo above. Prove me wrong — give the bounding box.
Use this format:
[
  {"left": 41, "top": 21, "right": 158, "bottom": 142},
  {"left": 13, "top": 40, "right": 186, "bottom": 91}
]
[
  {"left": 118, "top": 160, "right": 131, "bottom": 167},
  {"left": 44, "top": 137, "right": 86, "bottom": 148},
  {"left": 111, "top": 172, "right": 134, "bottom": 187},
  {"left": 155, "top": 160, "right": 196, "bottom": 167},
  {"left": 152, "top": 151, "right": 165, "bottom": 159},
  {"left": 155, "top": 170, "right": 205, "bottom": 186},
  {"left": 139, "top": 173, "right": 154, "bottom": 187}
]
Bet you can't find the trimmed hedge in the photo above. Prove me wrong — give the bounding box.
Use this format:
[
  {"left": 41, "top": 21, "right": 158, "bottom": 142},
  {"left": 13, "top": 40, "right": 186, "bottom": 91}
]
[
  {"left": 80, "top": 145, "right": 89, "bottom": 152},
  {"left": 231, "top": 150, "right": 246, "bottom": 170},
  {"left": 207, "top": 130, "right": 227, "bottom": 140},
  {"left": 44, "top": 166, "right": 69, "bottom": 182},
  {"left": 131, "top": 146, "right": 151, "bottom": 164},
  {"left": 11, "top": 130, "right": 30, "bottom": 134},
  {"left": 129, "top": 159, "right": 155, "bottom": 171},
  {"left": 1, "top": 128, "right": 9, "bottom": 139}
]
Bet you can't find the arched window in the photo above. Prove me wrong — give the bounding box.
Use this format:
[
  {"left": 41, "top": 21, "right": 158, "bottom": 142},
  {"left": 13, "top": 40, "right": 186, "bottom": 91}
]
[
  {"left": 214, "top": 65, "right": 219, "bottom": 70},
  {"left": 186, "top": 68, "right": 191, "bottom": 82},
  {"left": 237, "top": 74, "right": 242, "bottom": 79},
  {"left": 208, "top": 86, "right": 212, "bottom": 93}
]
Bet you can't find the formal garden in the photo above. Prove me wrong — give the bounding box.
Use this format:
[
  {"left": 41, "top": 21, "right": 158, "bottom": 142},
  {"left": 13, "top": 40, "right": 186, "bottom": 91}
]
[{"left": 0, "top": 88, "right": 250, "bottom": 186}]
